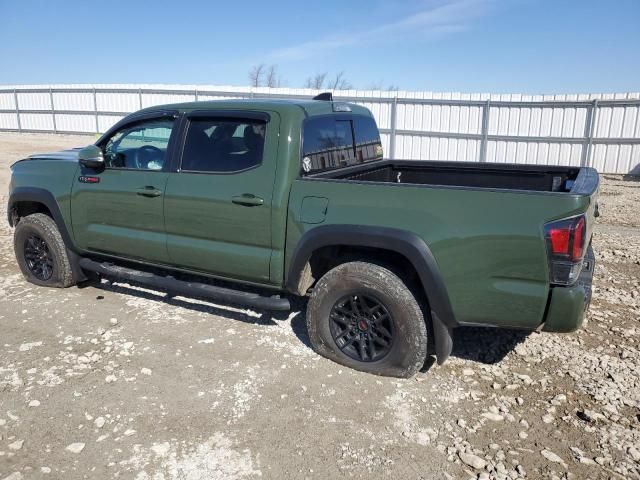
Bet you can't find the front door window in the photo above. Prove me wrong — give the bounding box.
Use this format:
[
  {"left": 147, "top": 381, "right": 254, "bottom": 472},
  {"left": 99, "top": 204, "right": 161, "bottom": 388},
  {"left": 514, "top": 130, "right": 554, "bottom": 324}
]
[{"left": 102, "top": 118, "right": 175, "bottom": 170}]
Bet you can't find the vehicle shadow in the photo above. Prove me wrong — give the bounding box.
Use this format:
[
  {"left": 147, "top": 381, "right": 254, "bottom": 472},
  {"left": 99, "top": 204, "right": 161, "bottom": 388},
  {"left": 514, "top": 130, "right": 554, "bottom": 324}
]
[
  {"left": 602, "top": 171, "right": 640, "bottom": 182},
  {"left": 421, "top": 326, "right": 532, "bottom": 372},
  {"left": 87, "top": 277, "right": 319, "bottom": 349},
  {"left": 80, "top": 278, "right": 292, "bottom": 327},
  {"left": 81, "top": 278, "right": 532, "bottom": 372},
  {"left": 288, "top": 297, "right": 313, "bottom": 348},
  {"left": 622, "top": 170, "right": 640, "bottom": 180},
  {"left": 450, "top": 327, "right": 531, "bottom": 363}
]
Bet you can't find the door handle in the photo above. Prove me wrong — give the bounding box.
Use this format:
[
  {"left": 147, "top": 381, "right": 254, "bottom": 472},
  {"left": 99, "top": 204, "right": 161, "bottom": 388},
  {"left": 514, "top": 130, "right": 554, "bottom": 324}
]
[
  {"left": 136, "top": 186, "right": 162, "bottom": 197},
  {"left": 232, "top": 194, "right": 264, "bottom": 207}
]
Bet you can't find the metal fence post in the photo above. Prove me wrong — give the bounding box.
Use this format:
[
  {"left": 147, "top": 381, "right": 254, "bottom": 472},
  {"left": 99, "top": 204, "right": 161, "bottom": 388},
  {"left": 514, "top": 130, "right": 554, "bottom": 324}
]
[
  {"left": 389, "top": 96, "right": 398, "bottom": 159},
  {"left": 13, "top": 89, "right": 22, "bottom": 132},
  {"left": 2, "top": 85, "right": 639, "bottom": 174},
  {"left": 49, "top": 87, "right": 57, "bottom": 133},
  {"left": 581, "top": 99, "right": 598, "bottom": 167},
  {"left": 93, "top": 87, "right": 99, "bottom": 134},
  {"left": 479, "top": 99, "right": 491, "bottom": 162}
]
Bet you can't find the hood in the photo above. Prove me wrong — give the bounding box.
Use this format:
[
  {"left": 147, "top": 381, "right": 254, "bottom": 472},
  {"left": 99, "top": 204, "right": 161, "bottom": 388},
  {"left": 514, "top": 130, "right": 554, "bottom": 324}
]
[
  {"left": 10, "top": 147, "right": 85, "bottom": 169},
  {"left": 27, "top": 147, "right": 84, "bottom": 161}
]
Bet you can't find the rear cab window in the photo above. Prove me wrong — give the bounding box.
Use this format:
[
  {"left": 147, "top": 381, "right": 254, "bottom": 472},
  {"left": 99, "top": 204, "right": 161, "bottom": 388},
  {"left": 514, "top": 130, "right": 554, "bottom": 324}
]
[
  {"left": 302, "top": 115, "right": 382, "bottom": 174},
  {"left": 180, "top": 118, "right": 266, "bottom": 173}
]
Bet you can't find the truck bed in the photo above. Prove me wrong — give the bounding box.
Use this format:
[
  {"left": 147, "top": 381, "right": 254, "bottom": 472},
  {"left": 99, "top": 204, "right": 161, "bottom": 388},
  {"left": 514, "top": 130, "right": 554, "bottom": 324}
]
[
  {"left": 311, "top": 159, "right": 594, "bottom": 194},
  {"left": 292, "top": 158, "right": 599, "bottom": 330}
]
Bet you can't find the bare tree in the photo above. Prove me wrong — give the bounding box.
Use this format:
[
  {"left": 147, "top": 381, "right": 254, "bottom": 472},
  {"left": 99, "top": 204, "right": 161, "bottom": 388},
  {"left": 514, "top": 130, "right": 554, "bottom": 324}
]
[
  {"left": 249, "top": 64, "right": 284, "bottom": 88},
  {"left": 266, "top": 65, "right": 281, "bottom": 88},
  {"left": 305, "top": 72, "right": 328, "bottom": 90},
  {"left": 367, "top": 81, "right": 400, "bottom": 91},
  {"left": 329, "top": 71, "right": 352, "bottom": 90},
  {"left": 248, "top": 64, "right": 265, "bottom": 88}
]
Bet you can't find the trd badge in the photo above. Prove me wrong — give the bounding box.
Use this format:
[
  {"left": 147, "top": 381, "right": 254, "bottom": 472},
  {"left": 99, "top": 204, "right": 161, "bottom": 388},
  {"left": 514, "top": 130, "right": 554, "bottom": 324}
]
[{"left": 78, "top": 176, "right": 100, "bottom": 183}]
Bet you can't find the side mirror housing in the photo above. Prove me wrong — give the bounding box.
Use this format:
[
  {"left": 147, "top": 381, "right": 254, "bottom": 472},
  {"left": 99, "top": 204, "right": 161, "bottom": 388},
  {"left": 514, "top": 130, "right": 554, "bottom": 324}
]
[{"left": 78, "top": 145, "right": 104, "bottom": 169}]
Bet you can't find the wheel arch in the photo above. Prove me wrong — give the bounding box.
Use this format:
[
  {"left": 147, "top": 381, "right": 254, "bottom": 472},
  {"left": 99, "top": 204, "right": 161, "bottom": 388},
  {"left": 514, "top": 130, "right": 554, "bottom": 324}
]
[
  {"left": 9, "top": 187, "right": 72, "bottom": 241},
  {"left": 286, "top": 225, "right": 456, "bottom": 364},
  {"left": 9, "top": 187, "right": 87, "bottom": 282}
]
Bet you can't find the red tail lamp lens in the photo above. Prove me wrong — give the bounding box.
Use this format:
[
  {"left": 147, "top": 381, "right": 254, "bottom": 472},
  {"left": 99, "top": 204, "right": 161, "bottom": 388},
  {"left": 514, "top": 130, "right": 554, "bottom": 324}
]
[
  {"left": 572, "top": 217, "right": 585, "bottom": 260},
  {"left": 549, "top": 227, "right": 570, "bottom": 255},
  {"left": 546, "top": 215, "right": 587, "bottom": 261}
]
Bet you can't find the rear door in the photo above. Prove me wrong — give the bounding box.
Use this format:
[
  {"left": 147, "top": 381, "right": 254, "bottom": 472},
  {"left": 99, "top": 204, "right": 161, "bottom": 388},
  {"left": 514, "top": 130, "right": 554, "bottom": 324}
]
[
  {"left": 70, "top": 113, "right": 177, "bottom": 263},
  {"left": 163, "top": 111, "right": 279, "bottom": 283}
]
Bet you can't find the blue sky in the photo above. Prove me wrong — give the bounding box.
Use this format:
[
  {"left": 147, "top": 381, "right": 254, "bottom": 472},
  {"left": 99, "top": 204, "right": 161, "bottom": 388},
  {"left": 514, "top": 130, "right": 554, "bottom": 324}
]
[{"left": 0, "top": 0, "right": 638, "bottom": 94}]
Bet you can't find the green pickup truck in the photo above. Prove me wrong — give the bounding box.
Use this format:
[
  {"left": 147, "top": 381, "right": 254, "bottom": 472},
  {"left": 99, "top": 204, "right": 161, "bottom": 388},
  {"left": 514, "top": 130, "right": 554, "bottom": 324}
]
[{"left": 7, "top": 94, "right": 599, "bottom": 377}]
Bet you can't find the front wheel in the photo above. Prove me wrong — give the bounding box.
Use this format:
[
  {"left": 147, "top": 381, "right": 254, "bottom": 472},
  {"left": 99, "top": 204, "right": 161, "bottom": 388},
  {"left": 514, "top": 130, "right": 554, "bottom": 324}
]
[
  {"left": 14, "top": 213, "right": 75, "bottom": 288},
  {"left": 306, "top": 261, "right": 427, "bottom": 378}
]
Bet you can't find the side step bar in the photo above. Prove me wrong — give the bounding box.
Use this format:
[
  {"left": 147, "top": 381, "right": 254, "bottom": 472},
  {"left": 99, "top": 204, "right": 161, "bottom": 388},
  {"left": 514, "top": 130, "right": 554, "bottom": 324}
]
[{"left": 78, "top": 258, "right": 291, "bottom": 311}]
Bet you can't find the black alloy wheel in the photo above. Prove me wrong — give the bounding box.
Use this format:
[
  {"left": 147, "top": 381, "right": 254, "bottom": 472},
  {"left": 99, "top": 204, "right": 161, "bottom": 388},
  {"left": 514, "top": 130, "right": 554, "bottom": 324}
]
[
  {"left": 23, "top": 234, "right": 54, "bottom": 281},
  {"left": 329, "top": 293, "right": 395, "bottom": 362}
]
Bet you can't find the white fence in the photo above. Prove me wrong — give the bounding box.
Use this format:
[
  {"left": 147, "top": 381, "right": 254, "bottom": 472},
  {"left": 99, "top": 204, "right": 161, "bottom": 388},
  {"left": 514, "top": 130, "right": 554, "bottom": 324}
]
[{"left": 1, "top": 84, "right": 639, "bottom": 174}]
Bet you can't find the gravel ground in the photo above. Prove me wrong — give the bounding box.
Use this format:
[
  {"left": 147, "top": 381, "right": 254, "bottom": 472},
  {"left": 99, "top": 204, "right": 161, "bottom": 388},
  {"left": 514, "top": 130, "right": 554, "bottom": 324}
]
[{"left": 0, "top": 132, "right": 638, "bottom": 480}]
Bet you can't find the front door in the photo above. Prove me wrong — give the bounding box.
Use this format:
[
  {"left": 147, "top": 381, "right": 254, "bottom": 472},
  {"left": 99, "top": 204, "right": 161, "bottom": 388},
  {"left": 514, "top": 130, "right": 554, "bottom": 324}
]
[
  {"left": 70, "top": 115, "right": 177, "bottom": 263},
  {"left": 164, "top": 112, "right": 279, "bottom": 283}
]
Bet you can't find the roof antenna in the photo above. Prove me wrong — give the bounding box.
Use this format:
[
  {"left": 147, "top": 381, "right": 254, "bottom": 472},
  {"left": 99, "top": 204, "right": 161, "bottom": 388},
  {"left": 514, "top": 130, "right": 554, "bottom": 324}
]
[{"left": 312, "top": 92, "right": 333, "bottom": 101}]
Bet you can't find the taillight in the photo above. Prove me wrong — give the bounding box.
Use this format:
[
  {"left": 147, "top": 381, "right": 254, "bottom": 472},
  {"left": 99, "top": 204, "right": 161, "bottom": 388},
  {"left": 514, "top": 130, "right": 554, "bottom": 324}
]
[
  {"left": 572, "top": 217, "right": 585, "bottom": 260},
  {"left": 549, "top": 228, "right": 570, "bottom": 255},
  {"left": 544, "top": 215, "right": 588, "bottom": 285}
]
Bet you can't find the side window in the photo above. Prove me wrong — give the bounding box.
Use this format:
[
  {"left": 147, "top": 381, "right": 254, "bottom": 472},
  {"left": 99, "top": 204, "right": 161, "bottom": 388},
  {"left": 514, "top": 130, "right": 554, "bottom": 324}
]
[
  {"left": 102, "top": 118, "right": 174, "bottom": 170},
  {"left": 302, "top": 117, "right": 354, "bottom": 173},
  {"left": 353, "top": 116, "right": 383, "bottom": 163},
  {"left": 180, "top": 118, "right": 266, "bottom": 173}
]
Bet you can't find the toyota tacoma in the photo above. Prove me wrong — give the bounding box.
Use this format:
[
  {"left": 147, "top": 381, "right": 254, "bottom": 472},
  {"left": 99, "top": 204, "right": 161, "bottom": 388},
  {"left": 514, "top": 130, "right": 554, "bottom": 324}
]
[{"left": 7, "top": 94, "right": 599, "bottom": 377}]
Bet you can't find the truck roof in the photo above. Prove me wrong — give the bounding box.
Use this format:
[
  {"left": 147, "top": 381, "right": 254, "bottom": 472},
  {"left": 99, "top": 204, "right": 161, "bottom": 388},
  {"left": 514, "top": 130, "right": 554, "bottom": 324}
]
[{"left": 139, "top": 98, "right": 373, "bottom": 118}]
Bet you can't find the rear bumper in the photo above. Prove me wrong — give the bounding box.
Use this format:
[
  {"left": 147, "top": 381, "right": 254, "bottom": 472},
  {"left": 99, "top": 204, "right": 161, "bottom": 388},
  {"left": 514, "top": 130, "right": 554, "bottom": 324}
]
[{"left": 542, "top": 246, "right": 595, "bottom": 333}]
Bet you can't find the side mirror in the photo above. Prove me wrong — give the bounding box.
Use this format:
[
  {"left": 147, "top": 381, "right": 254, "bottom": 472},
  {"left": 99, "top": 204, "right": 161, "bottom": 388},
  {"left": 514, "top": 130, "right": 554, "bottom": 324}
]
[{"left": 78, "top": 145, "right": 104, "bottom": 169}]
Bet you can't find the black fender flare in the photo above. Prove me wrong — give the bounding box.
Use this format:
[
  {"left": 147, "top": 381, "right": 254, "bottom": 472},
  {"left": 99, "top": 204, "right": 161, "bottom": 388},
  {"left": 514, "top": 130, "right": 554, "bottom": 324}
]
[
  {"left": 8, "top": 187, "right": 87, "bottom": 281},
  {"left": 8, "top": 187, "right": 73, "bottom": 244},
  {"left": 286, "top": 225, "right": 456, "bottom": 364}
]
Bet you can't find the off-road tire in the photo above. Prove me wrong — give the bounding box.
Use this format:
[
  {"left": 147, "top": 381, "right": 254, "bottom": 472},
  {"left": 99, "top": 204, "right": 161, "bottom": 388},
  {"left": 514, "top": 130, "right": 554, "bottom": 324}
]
[
  {"left": 306, "top": 261, "right": 427, "bottom": 378},
  {"left": 14, "top": 213, "right": 75, "bottom": 288}
]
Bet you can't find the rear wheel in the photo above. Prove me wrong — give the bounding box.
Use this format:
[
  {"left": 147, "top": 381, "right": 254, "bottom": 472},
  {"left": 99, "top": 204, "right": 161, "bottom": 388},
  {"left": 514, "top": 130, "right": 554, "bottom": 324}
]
[
  {"left": 306, "top": 261, "right": 427, "bottom": 378},
  {"left": 14, "top": 213, "right": 75, "bottom": 288}
]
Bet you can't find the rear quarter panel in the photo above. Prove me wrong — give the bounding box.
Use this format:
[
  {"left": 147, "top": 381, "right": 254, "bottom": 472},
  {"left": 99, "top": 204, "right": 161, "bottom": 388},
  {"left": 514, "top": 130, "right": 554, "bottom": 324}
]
[{"left": 287, "top": 179, "right": 591, "bottom": 329}]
